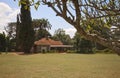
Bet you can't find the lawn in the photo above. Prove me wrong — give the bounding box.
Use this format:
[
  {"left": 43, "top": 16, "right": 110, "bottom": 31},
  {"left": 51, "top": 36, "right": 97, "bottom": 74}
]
[{"left": 0, "top": 53, "right": 120, "bottom": 78}]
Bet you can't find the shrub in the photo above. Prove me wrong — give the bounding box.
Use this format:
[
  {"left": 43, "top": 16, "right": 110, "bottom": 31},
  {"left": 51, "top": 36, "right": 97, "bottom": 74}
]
[
  {"left": 96, "top": 48, "right": 114, "bottom": 54},
  {"left": 66, "top": 50, "right": 76, "bottom": 53}
]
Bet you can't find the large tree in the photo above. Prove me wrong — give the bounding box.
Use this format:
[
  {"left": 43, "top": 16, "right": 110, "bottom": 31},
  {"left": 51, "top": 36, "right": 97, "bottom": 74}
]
[
  {"left": 18, "top": 0, "right": 34, "bottom": 53},
  {"left": 32, "top": 19, "right": 51, "bottom": 40},
  {"left": 39, "top": 0, "right": 120, "bottom": 55}
]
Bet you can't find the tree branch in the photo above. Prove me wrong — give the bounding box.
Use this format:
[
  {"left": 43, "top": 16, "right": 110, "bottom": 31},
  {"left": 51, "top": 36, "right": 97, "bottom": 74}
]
[{"left": 72, "top": 0, "right": 81, "bottom": 26}]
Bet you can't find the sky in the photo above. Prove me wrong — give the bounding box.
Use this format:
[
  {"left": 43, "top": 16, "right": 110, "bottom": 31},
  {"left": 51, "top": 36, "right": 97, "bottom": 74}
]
[{"left": 0, "top": 0, "right": 76, "bottom": 38}]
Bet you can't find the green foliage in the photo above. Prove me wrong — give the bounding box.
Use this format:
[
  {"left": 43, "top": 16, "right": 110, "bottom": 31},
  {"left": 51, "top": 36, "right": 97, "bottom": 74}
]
[
  {"left": 33, "top": 19, "right": 51, "bottom": 30},
  {"left": 32, "top": 19, "right": 52, "bottom": 40},
  {"left": 96, "top": 48, "right": 115, "bottom": 54},
  {"left": 17, "top": 0, "right": 40, "bottom": 10},
  {"left": 5, "top": 22, "right": 16, "bottom": 39},
  {"left": 34, "top": 1, "right": 40, "bottom": 10},
  {"left": 5, "top": 22, "right": 17, "bottom": 51},
  {"left": 4, "top": 36, "right": 16, "bottom": 52},
  {"left": 73, "top": 32, "right": 94, "bottom": 54},
  {"left": 52, "top": 28, "right": 72, "bottom": 45},
  {"left": 0, "top": 33, "right": 6, "bottom": 52},
  {"left": 111, "top": 27, "right": 120, "bottom": 42},
  {"left": 79, "top": 38, "right": 94, "bottom": 54},
  {"left": 35, "top": 29, "right": 51, "bottom": 40},
  {"left": 82, "top": 19, "right": 111, "bottom": 39},
  {"left": 66, "top": 50, "right": 76, "bottom": 53},
  {"left": 73, "top": 32, "right": 81, "bottom": 52},
  {"left": 18, "top": 0, "right": 30, "bottom": 10},
  {"left": 96, "top": 43, "right": 107, "bottom": 50},
  {"left": 6, "top": 18, "right": 52, "bottom": 51},
  {"left": 20, "top": 0, "right": 27, "bottom": 5},
  {"left": 18, "top": 0, "right": 35, "bottom": 53}
]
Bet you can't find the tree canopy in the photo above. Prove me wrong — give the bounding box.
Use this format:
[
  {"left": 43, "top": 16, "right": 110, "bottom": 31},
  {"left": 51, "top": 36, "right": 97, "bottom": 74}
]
[{"left": 37, "top": 0, "right": 120, "bottom": 55}]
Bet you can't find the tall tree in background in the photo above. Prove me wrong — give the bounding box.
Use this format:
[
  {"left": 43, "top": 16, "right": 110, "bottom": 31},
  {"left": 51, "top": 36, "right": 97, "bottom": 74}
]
[
  {"left": 5, "top": 23, "right": 16, "bottom": 51},
  {"left": 53, "top": 28, "right": 71, "bottom": 45},
  {"left": 40, "top": 0, "right": 120, "bottom": 55},
  {"left": 32, "top": 19, "right": 51, "bottom": 40},
  {"left": 5, "top": 22, "right": 16, "bottom": 39},
  {"left": 19, "top": 0, "right": 34, "bottom": 53}
]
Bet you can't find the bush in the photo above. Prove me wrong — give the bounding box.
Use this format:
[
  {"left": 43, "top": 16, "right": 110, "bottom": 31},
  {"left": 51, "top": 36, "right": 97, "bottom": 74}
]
[
  {"left": 95, "top": 48, "right": 114, "bottom": 54},
  {"left": 0, "top": 33, "right": 6, "bottom": 52},
  {"left": 66, "top": 50, "right": 76, "bottom": 53}
]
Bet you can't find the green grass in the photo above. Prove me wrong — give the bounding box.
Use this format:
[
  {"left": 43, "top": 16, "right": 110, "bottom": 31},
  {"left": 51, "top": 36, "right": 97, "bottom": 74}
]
[{"left": 0, "top": 53, "right": 120, "bottom": 78}]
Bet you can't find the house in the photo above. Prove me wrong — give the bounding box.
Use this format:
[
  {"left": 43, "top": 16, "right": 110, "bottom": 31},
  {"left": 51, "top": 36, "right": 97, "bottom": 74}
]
[{"left": 34, "top": 38, "right": 73, "bottom": 52}]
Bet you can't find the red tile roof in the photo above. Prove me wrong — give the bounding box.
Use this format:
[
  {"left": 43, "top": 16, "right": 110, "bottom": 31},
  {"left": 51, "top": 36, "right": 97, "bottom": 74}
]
[{"left": 34, "top": 38, "right": 63, "bottom": 45}]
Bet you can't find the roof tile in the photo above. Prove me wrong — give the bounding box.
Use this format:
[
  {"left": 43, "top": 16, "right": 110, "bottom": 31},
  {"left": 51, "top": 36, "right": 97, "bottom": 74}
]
[{"left": 34, "top": 38, "right": 63, "bottom": 45}]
